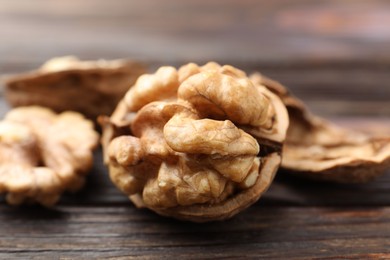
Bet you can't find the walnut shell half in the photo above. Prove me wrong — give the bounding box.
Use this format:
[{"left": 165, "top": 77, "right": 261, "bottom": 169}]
[
  {"left": 100, "top": 63, "right": 288, "bottom": 222},
  {"left": 0, "top": 106, "right": 99, "bottom": 206},
  {"left": 4, "top": 56, "right": 146, "bottom": 121},
  {"left": 251, "top": 73, "right": 390, "bottom": 183}
]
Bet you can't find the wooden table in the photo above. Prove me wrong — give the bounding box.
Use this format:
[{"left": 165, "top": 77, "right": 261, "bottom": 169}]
[{"left": 1, "top": 1, "right": 389, "bottom": 258}]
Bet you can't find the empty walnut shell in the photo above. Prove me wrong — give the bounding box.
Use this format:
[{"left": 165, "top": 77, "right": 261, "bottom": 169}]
[
  {"left": 251, "top": 73, "right": 390, "bottom": 183},
  {"left": 100, "top": 63, "right": 289, "bottom": 222},
  {"left": 4, "top": 56, "right": 146, "bottom": 121},
  {"left": 0, "top": 106, "right": 99, "bottom": 206}
]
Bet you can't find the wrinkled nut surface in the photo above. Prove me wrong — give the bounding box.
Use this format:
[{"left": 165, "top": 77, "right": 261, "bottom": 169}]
[
  {"left": 5, "top": 56, "right": 146, "bottom": 120},
  {"left": 0, "top": 106, "right": 99, "bottom": 206},
  {"left": 251, "top": 73, "right": 390, "bottom": 183},
  {"left": 100, "top": 62, "right": 288, "bottom": 222}
]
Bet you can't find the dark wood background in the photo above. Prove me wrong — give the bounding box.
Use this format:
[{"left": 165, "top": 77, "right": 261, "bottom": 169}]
[{"left": 0, "top": 0, "right": 389, "bottom": 259}]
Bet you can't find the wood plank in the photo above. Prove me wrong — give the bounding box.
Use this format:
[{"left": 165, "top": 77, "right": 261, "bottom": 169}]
[
  {"left": 1, "top": 0, "right": 390, "bottom": 65},
  {"left": 0, "top": 205, "right": 388, "bottom": 258},
  {"left": 1, "top": 1, "right": 389, "bottom": 258}
]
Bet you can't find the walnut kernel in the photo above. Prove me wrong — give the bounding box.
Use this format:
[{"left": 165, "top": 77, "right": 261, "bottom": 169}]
[
  {"left": 0, "top": 106, "right": 99, "bottom": 206},
  {"left": 101, "top": 63, "right": 288, "bottom": 221}
]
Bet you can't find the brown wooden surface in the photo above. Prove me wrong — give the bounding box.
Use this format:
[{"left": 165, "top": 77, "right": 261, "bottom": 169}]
[{"left": 0, "top": 0, "right": 390, "bottom": 259}]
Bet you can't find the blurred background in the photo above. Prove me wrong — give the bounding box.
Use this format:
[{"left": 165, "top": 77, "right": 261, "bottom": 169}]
[{"left": 1, "top": 0, "right": 389, "bottom": 118}]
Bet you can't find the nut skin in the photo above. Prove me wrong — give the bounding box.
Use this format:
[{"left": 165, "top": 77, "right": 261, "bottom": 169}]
[
  {"left": 251, "top": 73, "right": 390, "bottom": 183},
  {"left": 4, "top": 56, "right": 146, "bottom": 121},
  {"left": 101, "top": 62, "right": 289, "bottom": 222},
  {"left": 0, "top": 106, "right": 99, "bottom": 206}
]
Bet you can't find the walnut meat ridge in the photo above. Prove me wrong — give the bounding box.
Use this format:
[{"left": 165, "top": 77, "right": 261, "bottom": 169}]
[
  {"left": 251, "top": 73, "right": 390, "bottom": 183},
  {"left": 100, "top": 63, "right": 289, "bottom": 221},
  {"left": 5, "top": 56, "right": 146, "bottom": 120},
  {"left": 0, "top": 106, "right": 99, "bottom": 206}
]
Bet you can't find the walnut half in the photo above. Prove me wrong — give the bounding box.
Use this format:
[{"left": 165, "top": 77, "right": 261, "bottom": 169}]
[
  {"left": 100, "top": 63, "right": 288, "bottom": 221},
  {"left": 4, "top": 56, "right": 146, "bottom": 121},
  {"left": 0, "top": 106, "right": 99, "bottom": 206},
  {"left": 251, "top": 73, "right": 390, "bottom": 183}
]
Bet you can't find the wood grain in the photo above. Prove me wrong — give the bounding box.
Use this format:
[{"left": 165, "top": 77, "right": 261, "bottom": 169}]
[
  {"left": 0, "top": 205, "right": 389, "bottom": 258},
  {"left": 0, "top": 0, "right": 390, "bottom": 258},
  {"left": 1, "top": 0, "right": 390, "bottom": 64}
]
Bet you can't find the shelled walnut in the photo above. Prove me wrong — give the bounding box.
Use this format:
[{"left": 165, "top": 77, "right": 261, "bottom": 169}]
[
  {"left": 100, "top": 62, "right": 289, "bottom": 222},
  {"left": 0, "top": 106, "right": 99, "bottom": 206},
  {"left": 4, "top": 56, "right": 146, "bottom": 120},
  {"left": 251, "top": 73, "right": 390, "bottom": 183}
]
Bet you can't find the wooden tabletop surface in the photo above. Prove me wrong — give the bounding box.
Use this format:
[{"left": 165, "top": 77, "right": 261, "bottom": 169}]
[{"left": 1, "top": 0, "right": 390, "bottom": 259}]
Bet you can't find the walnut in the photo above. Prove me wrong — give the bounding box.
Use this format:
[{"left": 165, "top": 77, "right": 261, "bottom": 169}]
[
  {"left": 4, "top": 56, "right": 146, "bottom": 121},
  {"left": 0, "top": 106, "right": 99, "bottom": 206},
  {"left": 251, "top": 73, "right": 390, "bottom": 183},
  {"left": 100, "top": 62, "right": 288, "bottom": 222}
]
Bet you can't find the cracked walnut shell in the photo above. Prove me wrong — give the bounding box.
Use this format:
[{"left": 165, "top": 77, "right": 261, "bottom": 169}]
[
  {"left": 0, "top": 106, "right": 99, "bottom": 206},
  {"left": 251, "top": 73, "right": 390, "bottom": 183},
  {"left": 100, "top": 62, "right": 289, "bottom": 222},
  {"left": 4, "top": 56, "right": 146, "bottom": 120}
]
